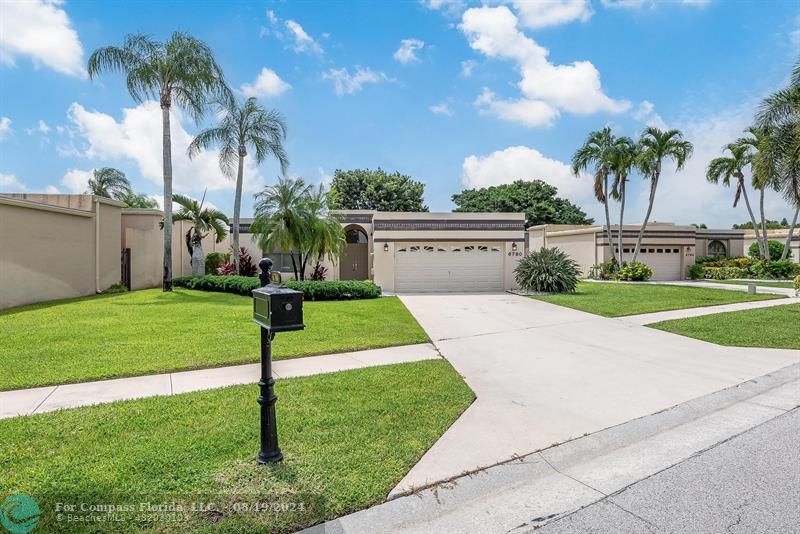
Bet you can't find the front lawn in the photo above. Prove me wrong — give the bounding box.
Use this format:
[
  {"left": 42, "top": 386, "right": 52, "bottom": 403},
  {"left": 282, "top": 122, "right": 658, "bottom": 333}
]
[
  {"left": 650, "top": 303, "right": 800, "bottom": 349},
  {"left": 531, "top": 281, "right": 783, "bottom": 317},
  {"left": 706, "top": 280, "right": 795, "bottom": 289},
  {"left": 0, "top": 289, "right": 429, "bottom": 391},
  {"left": 0, "top": 359, "right": 474, "bottom": 533}
]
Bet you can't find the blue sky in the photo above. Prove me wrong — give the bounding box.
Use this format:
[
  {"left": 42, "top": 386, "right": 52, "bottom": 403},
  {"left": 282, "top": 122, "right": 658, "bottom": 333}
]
[{"left": 1, "top": 0, "right": 798, "bottom": 227}]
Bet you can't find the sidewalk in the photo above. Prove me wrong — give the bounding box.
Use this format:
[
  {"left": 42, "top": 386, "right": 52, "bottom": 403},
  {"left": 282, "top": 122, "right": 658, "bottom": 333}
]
[
  {"left": 621, "top": 295, "right": 800, "bottom": 325},
  {"left": 0, "top": 343, "right": 439, "bottom": 419}
]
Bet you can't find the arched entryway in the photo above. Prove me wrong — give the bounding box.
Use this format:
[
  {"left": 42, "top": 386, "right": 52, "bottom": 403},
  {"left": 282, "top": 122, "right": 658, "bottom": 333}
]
[
  {"left": 340, "top": 225, "right": 369, "bottom": 280},
  {"left": 707, "top": 240, "right": 727, "bottom": 257}
]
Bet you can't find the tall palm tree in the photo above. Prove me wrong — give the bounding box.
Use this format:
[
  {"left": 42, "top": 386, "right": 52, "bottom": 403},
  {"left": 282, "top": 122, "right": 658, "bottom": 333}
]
[
  {"left": 609, "top": 136, "right": 638, "bottom": 263},
  {"left": 188, "top": 97, "right": 289, "bottom": 275},
  {"left": 172, "top": 192, "right": 229, "bottom": 276},
  {"left": 88, "top": 33, "right": 231, "bottom": 291},
  {"left": 251, "top": 177, "right": 312, "bottom": 281},
  {"left": 738, "top": 127, "right": 782, "bottom": 260},
  {"left": 706, "top": 142, "right": 764, "bottom": 257},
  {"left": 572, "top": 127, "right": 618, "bottom": 262},
  {"left": 632, "top": 127, "right": 693, "bottom": 262},
  {"left": 756, "top": 58, "right": 800, "bottom": 260},
  {"left": 86, "top": 167, "right": 131, "bottom": 199}
]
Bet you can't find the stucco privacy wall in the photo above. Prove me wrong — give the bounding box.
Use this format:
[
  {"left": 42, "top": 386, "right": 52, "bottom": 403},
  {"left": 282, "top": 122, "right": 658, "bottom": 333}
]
[
  {"left": 121, "top": 210, "right": 163, "bottom": 290},
  {"left": 0, "top": 196, "right": 120, "bottom": 309}
]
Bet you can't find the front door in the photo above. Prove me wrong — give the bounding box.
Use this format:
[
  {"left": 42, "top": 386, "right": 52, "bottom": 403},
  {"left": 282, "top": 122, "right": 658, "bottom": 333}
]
[{"left": 340, "top": 227, "right": 369, "bottom": 280}]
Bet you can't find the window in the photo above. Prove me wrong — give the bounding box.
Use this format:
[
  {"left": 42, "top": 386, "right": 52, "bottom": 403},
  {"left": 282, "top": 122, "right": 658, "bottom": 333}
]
[
  {"left": 657, "top": 249, "right": 663, "bottom": 253},
  {"left": 423, "top": 246, "right": 434, "bottom": 252},
  {"left": 345, "top": 227, "right": 368, "bottom": 244},
  {"left": 464, "top": 245, "right": 475, "bottom": 252},
  {"left": 452, "top": 247, "right": 461, "bottom": 252},
  {"left": 707, "top": 240, "right": 727, "bottom": 257},
  {"left": 409, "top": 246, "right": 420, "bottom": 252},
  {"left": 397, "top": 248, "right": 407, "bottom": 253},
  {"left": 673, "top": 249, "right": 680, "bottom": 253},
  {"left": 491, "top": 247, "right": 500, "bottom": 252},
  {"left": 648, "top": 249, "right": 655, "bottom": 253},
  {"left": 478, "top": 245, "right": 488, "bottom": 252},
  {"left": 437, "top": 247, "right": 446, "bottom": 252},
  {"left": 264, "top": 252, "right": 296, "bottom": 272}
]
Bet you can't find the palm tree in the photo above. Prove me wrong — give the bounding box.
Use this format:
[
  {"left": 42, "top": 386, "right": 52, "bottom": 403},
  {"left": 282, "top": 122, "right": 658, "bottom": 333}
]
[
  {"left": 188, "top": 97, "right": 288, "bottom": 275},
  {"left": 88, "top": 33, "right": 231, "bottom": 291},
  {"left": 632, "top": 127, "right": 693, "bottom": 262},
  {"left": 609, "top": 137, "right": 638, "bottom": 263},
  {"left": 738, "top": 127, "right": 782, "bottom": 260},
  {"left": 756, "top": 58, "right": 800, "bottom": 260},
  {"left": 172, "top": 192, "right": 229, "bottom": 276},
  {"left": 115, "top": 188, "right": 158, "bottom": 209},
  {"left": 251, "top": 177, "right": 312, "bottom": 281},
  {"left": 572, "top": 127, "right": 618, "bottom": 262},
  {"left": 706, "top": 142, "right": 764, "bottom": 257},
  {"left": 86, "top": 167, "right": 131, "bottom": 199},
  {"left": 301, "top": 184, "right": 345, "bottom": 277}
]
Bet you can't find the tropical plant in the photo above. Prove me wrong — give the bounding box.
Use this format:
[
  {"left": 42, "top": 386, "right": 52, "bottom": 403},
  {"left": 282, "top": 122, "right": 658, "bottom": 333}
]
[
  {"left": 688, "top": 264, "right": 705, "bottom": 280},
  {"left": 204, "top": 252, "right": 230, "bottom": 275},
  {"left": 755, "top": 58, "right": 800, "bottom": 261},
  {"left": 572, "top": 127, "right": 618, "bottom": 262},
  {"left": 514, "top": 247, "right": 581, "bottom": 293},
  {"left": 88, "top": 33, "right": 231, "bottom": 290},
  {"left": 706, "top": 142, "right": 764, "bottom": 256},
  {"left": 327, "top": 168, "right": 428, "bottom": 212},
  {"left": 794, "top": 274, "right": 800, "bottom": 296},
  {"left": 617, "top": 262, "right": 654, "bottom": 281},
  {"left": 86, "top": 167, "right": 132, "bottom": 199},
  {"left": 188, "top": 96, "right": 288, "bottom": 275},
  {"left": 632, "top": 127, "right": 693, "bottom": 262},
  {"left": 748, "top": 240, "right": 789, "bottom": 260},
  {"left": 114, "top": 188, "right": 158, "bottom": 208},
  {"left": 251, "top": 178, "right": 345, "bottom": 281},
  {"left": 609, "top": 136, "right": 638, "bottom": 262},
  {"left": 236, "top": 247, "right": 257, "bottom": 276},
  {"left": 171, "top": 192, "right": 229, "bottom": 276}
]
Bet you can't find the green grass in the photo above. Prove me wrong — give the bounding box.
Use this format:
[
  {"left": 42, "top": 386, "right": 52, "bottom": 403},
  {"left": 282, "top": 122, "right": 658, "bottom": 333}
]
[
  {"left": 706, "top": 280, "right": 795, "bottom": 289},
  {"left": 0, "top": 359, "right": 474, "bottom": 533},
  {"left": 0, "top": 289, "right": 429, "bottom": 391},
  {"left": 650, "top": 304, "right": 800, "bottom": 349},
  {"left": 531, "top": 281, "right": 783, "bottom": 318}
]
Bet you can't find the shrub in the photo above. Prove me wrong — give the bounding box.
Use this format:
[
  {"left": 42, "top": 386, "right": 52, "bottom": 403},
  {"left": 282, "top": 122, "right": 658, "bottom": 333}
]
[
  {"left": 588, "top": 259, "right": 618, "bottom": 280},
  {"left": 748, "top": 240, "right": 789, "bottom": 260},
  {"left": 514, "top": 247, "right": 580, "bottom": 293},
  {"left": 701, "top": 257, "right": 753, "bottom": 270},
  {"left": 172, "top": 275, "right": 381, "bottom": 300},
  {"left": 310, "top": 263, "right": 328, "bottom": 281},
  {"left": 688, "top": 264, "right": 705, "bottom": 280},
  {"left": 703, "top": 266, "right": 747, "bottom": 280},
  {"left": 238, "top": 247, "right": 258, "bottom": 276},
  {"left": 794, "top": 275, "right": 800, "bottom": 296},
  {"left": 204, "top": 252, "right": 230, "bottom": 275},
  {"left": 751, "top": 260, "right": 797, "bottom": 279},
  {"left": 102, "top": 282, "right": 129, "bottom": 294},
  {"left": 216, "top": 262, "right": 236, "bottom": 275},
  {"left": 617, "top": 262, "right": 654, "bottom": 281}
]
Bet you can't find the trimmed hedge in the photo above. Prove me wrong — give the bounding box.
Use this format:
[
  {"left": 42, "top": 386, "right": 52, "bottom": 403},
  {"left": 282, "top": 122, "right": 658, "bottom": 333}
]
[
  {"left": 172, "top": 275, "right": 382, "bottom": 300},
  {"left": 703, "top": 266, "right": 748, "bottom": 280}
]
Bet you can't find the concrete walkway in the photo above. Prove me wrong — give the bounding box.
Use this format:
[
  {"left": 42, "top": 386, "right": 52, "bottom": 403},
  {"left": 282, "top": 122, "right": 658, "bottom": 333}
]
[
  {"left": 390, "top": 293, "right": 800, "bottom": 497},
  {"left": 621, "top": 295, "right": 800, "bottom": 325},
  {"left": 0, "top": 343, "right": 439, "bottom": 419},
  {"left": 305, "top": 363, "right": 799, "bottom": 534}
]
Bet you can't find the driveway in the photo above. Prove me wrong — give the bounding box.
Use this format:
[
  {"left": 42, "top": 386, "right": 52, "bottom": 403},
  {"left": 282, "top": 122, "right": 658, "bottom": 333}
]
[{"left": 393, "top": 293, "right": 800, "bottom": 496}]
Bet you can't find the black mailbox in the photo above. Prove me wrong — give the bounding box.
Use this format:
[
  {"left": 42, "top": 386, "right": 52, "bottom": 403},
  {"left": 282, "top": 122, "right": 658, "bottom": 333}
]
[{"left": 252, "top": 284, "right": 304, "bottom": 332}]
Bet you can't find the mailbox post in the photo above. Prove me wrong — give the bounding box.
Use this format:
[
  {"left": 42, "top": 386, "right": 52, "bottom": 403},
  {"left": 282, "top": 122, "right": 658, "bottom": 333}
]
[{"left": 252, "top": 258, "right": 305, "bottom": 464}]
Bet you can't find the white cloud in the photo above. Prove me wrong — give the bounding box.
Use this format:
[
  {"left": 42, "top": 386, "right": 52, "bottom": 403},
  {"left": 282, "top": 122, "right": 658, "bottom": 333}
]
[
  {"left": 0, "top": 0, "right": 85, "bottom": 77},
  {"left": 26, "top": 120, "right": 51, "bottom": 135},
  {"left": 508, "top": 0, "right": 593, "bottom": 29},
  {"left": 601, "top": 0, "right": 710, "bottom": 8},
  {"left": 0, "top": 117, "right": 11, "bottom": 140},
  {"left": 420, "top": 0, "right": 465, "bottom": 15},
  {"left": 459, "top": 6, "right": 629, "bottom": 128},
  {"left": 0, "top": 173, "right": 26, "bottom": 191},
  {"left": 44, "top": 185, "right": 61, "bottom": 194},
  {"left": 429, "top": 103, "right": 454, "bottom": 116},
  {"left": 680, "top": 0, "right": 711, "bottom": 6},
  {"left": 393, "top": 39, "right": 425, "bottom": 64},
  {"left": 322, "top": 67, "right": 390, "bottom": 96},
  {"left": 285, "top": 20, "right": 323, "bottom": 54},
  {"left": 633, "top": 100, "right": 667, "bottom": 129},
  {"left": 240, "top": 68, "right": 291, "bottom": 98},
  {"left": 60, "top": 168, "right": 92, "bottom": 193},
  {"left": 461, "top": 59, "right": 476, "bottom": 77},
  {"left": 266, "top": 9, "right": 278, "bottom": 24},
  {"left": 65, "top": 101, "right": 264, "bottom": 193}
]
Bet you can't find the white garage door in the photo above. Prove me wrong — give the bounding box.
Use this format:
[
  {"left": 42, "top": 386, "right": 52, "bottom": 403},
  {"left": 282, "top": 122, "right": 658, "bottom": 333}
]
[
  {"left": 633, "top": 247, "right": 683, "bottom": 281},
  {"left": 394, "top": 243, "right": 504, "bottom": 293}
]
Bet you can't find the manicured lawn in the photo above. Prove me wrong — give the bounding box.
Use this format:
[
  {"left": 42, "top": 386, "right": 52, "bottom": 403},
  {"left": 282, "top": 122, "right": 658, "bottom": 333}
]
[
  {"left": 0, "top": 359, "right": 474, "bottom": 533},
  {"left": 531, "top": 281, "right": 783, "bottom": 318},
  {"left": 650, "top": 304, "right": 800, "bottom": 349},
  {"left": 707, "top": 280, "right": 795, "bottom": 289},
  {"left": 0, "top": 289, "right": 429, "bottom": 391}
]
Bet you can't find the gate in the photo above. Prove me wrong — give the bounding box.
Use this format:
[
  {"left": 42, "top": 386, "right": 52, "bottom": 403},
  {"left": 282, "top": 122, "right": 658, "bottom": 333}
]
[{"left": 121, "top": 248, "right": 131, "bottom": 290}]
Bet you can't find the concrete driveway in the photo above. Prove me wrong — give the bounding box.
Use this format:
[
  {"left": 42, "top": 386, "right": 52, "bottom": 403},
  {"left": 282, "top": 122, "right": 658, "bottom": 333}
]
[{"left": 392, "top": 293, "right": 800, "bottom": 496}]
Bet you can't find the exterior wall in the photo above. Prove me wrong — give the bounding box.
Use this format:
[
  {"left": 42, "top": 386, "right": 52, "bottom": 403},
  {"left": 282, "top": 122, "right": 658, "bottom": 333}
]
[
  {"left": 97, "top": 200, "right": 122, "bottom": 291},
  {"left": 0, "top": 197, "right": 98, "bottom": 308},
  {"left": 121, "top": 210, "right": 163, "bottom": 290},
  {"left": 743, "top": 230, "right": 799, "bottom": 259},
  {"left": 541, "top": 230, "right": 599, "bottom": 278},
  {"left": 696, "top": 229, "right": 745, "bottom": 258}
]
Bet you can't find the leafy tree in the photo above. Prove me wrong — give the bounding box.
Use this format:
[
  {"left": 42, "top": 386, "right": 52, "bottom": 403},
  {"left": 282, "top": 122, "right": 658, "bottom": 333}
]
[
  {"left": 327, "top": 168, "right": 428, "bottom": 212},
  {"left": 188, "top": 96, "right": 288, "bottom": 275},
  {"left": 88, "top": 33, "right": 231, "bottom": 291},
  {"left": 733, "top": 219, "right": 790, "bottom": 230},
  {"left": 572, "top": 127, "right": 618, "bottom": 261},
  {"left": 252, "top": 178, "right": 344, "bottom": 281},
  {"left": 609, "top": 136, "right": 638, "bottom": 262},
  {"left": 86, "top": 167, "right": 131, "bottom": 199},
  {"left": 632, "top": 127, "right": 693, "bottom": 262},
  {"left": 451, "top": 179, "right": 592, "bottom": 228},
  {"left": 172, "top": 192, "right": 229, "bottom": 276}
]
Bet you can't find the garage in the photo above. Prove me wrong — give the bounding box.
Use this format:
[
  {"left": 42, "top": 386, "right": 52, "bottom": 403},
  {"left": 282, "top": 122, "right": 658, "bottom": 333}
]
[
  {"left": 622, "top": 247, "right": 683, "bottom": 281},
  {"left": 394, "top": 243, "right": 504, "bottom": 293}
]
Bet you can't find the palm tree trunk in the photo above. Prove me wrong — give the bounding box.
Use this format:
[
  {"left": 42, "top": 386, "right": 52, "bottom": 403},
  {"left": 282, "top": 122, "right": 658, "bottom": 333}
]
[
  {"left": 602, "top": 173, "right": 616, "bottom": 263},
  {"left": 290, "top": 253, "right": 299, "bottom": 281},
  {"left": 161, "top": 104, "right": 173, "bottom": 291},
  {"left": 618, "top": 181, "right": 626, "bottom": 265},
  {"left": 191, "top": 238, "right": 205, "bottom": 276},
  {"left": 632, "top": 173, "right": 659, "bottom": 263},
  {"left": 781, "top": 205, "right": 799, "bottom": 261},
  {"left": 738, "top": 178, "right": 764, "bottom": 257},
  {"left": 232, "top": 154, "right": 244, "bottom": 275},
  {"left": 759, "top": 186, "right": 770, "bottom": 260}
]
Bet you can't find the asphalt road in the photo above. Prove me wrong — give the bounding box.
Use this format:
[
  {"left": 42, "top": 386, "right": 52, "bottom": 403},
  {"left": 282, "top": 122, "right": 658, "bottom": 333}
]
[{"left": 531, "top": 408, "right": 800, "bottom": 534}]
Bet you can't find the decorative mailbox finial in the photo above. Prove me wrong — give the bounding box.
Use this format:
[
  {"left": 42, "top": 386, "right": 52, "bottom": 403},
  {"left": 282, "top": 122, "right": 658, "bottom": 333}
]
[{"left": 259, "top": 258, "right": 273, "bottom": 287}]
